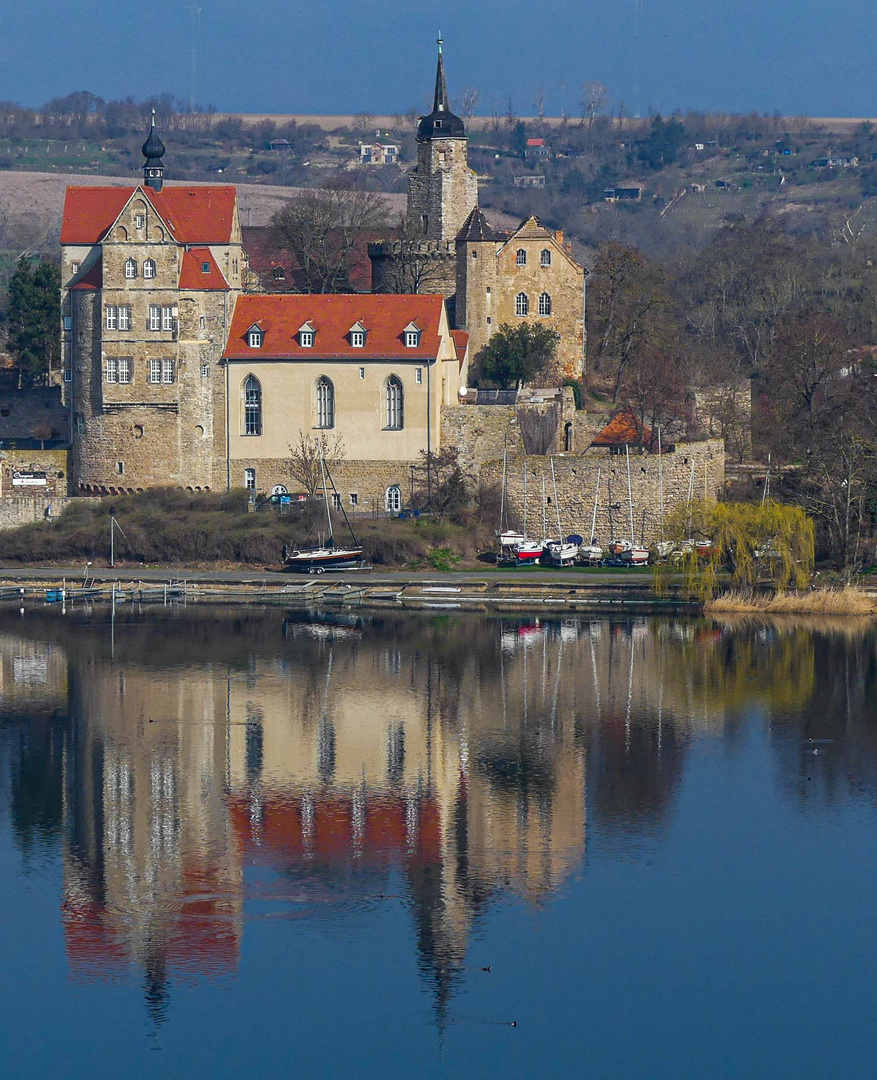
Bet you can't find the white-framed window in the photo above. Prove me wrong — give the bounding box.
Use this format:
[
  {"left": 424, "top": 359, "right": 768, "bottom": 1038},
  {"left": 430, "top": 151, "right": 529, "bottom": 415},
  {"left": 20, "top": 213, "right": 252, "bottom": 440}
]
[
  {"left": 415, "top": 368, "right": 423, "bottom": 384},
  {"left": 351, "top": 330, "right": 366, "bottom": 348},
  {"left": 300, "top": 330, "right": 314, "bottom": 348},
  {"left": 149, "top": 358, "right": 162, "bottom": 384},
  {"left": 248, "top": 328, "right": 263, "bottom": 348},
  {"left": 515, "top": 249, "right": 527, "bottom": 266},
  {"left": 244, "top": 468, "right": 256, "bottom": 490},
  {"left": 244, "top": 375, "right": 262, "bottom": 436},
  {"left": 71, "top": 262, "right": 80, "bottom": 274},
  {"left": 359, "top": 367, "right": 366, "bottom": 379},
  {"left": 161, "top": 358, "right": 175, "bottom": 384},
  {"left": 135, "top": 213, "right": 146, "bottom": 229},
  {"left": 385, "top": 485, "right": 402, "bottom": 513},
  {"left": 385, "top": 375, "right": 404, "bottom": 430},
  {"left": 143, "top": 259, "right": 156, "bottom": 280},
  {"left": 515, "top": 292, "right": 529, "bottom": 317},
  {"left": 124, "top": 258, "right": 137, "bottom": 279},
  {"left": 316, "top": 376, "right": 335, "bottom": 429},
  {"left": 350, "top": 493, "right": 359, "bottom": 507},
  {"left": 105, "top": 306, "right": 117, "bottom": 330},
  {"left": 331, "top": 493, "right": 341, "bottom": 510},
  {"left": 538, "top": 292, "right": 552, "bottom": 316},
  {"left": 106, "top": 357, "right": 119, "bottom": 383},
  {"left": 201, "top": 362, "right": 210, "bottom": 377},
  {"left": 118, "top": 306, "right": 131, "bottom": 331},
  {"left": 118, "top": 356, "right": 131, "bottom": 384},
  {"left": 63, "top": 367, "right": 72, "bottom": 383},
  {"left": 199, "top": 316, "right": 206, "bottom": 331},
  {"left": 161, "top": 306, "right": 174, "bottom": 331},
  {"left": 149, "top": 305, "right": 161, "bottom": 331},
  {"left": 405, "top": 331, "right": 419, "bottom": 348},
  {"left": 540, "top": 248, "right": 552, "bottom": 267}
]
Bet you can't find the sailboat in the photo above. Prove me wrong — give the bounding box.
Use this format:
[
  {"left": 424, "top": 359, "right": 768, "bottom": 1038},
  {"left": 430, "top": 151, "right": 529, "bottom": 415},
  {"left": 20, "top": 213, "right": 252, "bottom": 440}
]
[
  {"left": 283, "top": 447, "right": 363, "bottom": 573},
  {"left": 514, "top": 461, "right": 543, "bottom": 564},
  {"left": 620, "top": 446, "right": 649, "bottom": 566},
  {"left": 497, "top": 448, "right": 525, "bottom": 556},
  {"left": 579, "top": 467, "right": 604, "bottom": 564},
  {"left": 544, "top": 458, "right": 578, "bottom": 566}
]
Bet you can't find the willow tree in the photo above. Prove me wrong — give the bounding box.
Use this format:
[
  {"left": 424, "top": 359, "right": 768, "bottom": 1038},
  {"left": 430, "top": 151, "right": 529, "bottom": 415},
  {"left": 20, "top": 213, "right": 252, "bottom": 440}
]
[{"left": 664, "top": 500, "right": 815, "bottom": 600}]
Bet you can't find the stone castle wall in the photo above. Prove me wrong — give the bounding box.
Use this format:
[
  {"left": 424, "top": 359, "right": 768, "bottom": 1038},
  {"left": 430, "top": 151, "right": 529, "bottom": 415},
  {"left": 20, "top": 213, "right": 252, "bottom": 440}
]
[
  {"left": 233, "top": 457, "right": 422, "bottom": 513},
  {"left": 368, "top": 240, "right": 458, "bottom": 297},
  {"left": 482, "top": 440, "right": 725, "bottom": 544},
  {"left": 0, "top": 448, "right": 69, "bottom": 498},
  {"left": 0, "top": 496, "right": 78, "bottom": 529}
]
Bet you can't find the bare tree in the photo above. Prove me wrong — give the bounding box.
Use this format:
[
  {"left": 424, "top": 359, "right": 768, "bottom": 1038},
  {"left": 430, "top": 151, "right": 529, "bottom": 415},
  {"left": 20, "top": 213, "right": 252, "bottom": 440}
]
[
  {"left": 270, "top": 178, "right": 388, "bottom": 293},
  {"left": 532, "top": 88, "right": 546, "bottom": 130},
  {"left": 580, "top": 81, "right": 609, "bottom": 131},
  {"left": 458, "top": 87, "right": 480, "bottom": 124},
  {"left": 375, "top": 214, "right": 452, "bottom": 294},
  {"left": 288, "top": 432, "right": 347, "bottom": 496}
]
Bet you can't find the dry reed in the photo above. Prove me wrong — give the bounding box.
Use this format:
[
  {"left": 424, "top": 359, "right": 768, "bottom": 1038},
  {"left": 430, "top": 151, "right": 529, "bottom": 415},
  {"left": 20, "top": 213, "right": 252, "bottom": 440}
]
[{"left": 705, "top": 586, "right": 877, "bottom": 616}]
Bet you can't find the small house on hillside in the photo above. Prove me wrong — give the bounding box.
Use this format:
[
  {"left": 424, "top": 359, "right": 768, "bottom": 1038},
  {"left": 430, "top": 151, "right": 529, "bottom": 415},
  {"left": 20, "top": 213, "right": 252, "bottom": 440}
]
[
  {"left": 359, "top": 141, "right": 399, "bottom": 165},
  {"left": 524, "top": 138, "right": 550, "bottom": 160},
  {"left": 591, "top": 410, "right": 655, "bottom": 454}
]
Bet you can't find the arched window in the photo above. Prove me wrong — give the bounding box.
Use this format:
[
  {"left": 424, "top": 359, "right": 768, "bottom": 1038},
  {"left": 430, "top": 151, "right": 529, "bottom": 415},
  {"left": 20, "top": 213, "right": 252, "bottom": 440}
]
[
  {"left": 386, "top": 485, "right": 402, "bottom": 513},
  {"left": 515, "top": 249, "right": 527, "bottom": 266},
  {"left": 243, "top": 375, "right": 262, "bottom": 436},
  {"left": 385, "top": 375, "right": 404, "bottom": 430},
  {"left": 540, "top": 248, "right": 552, "bottom": 267},
  {"left": 564, "top": 421, "right": 574, "bottom": 452},
  {"left": 143, "top": 259, "right": 156, "bottom": 280},
  {"left": 316, "top": 376, "right": 335, "bottom": 428},
  {"left": 515, "top": 292, "right": 529, "bottom": 317},
  {"left": 124, "top": 258, "right": 137, "bottom": 279},
  {"left": 538, "top": 292, "right": 552, "bottom": 316}
]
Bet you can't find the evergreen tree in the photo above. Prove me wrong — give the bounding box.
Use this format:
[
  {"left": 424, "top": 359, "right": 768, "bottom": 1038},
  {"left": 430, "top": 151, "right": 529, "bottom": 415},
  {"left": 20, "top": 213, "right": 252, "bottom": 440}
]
[
  {"left": 475, "top": 322, "right": 560, "bottom": 388},
  {"left": 3, "top": 257, "right": 61, "bottom": 387}
]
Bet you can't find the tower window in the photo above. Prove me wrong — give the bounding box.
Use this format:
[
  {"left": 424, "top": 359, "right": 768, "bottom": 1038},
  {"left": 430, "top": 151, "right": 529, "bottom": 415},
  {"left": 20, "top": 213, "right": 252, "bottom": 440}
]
[
  {"left": 515, "top": 292, "right": 529, "bottom": 317},
  {"left": 124, "top": 258, "right": 137, "bottom": 279},
  {"left": 385, "top": 375, "right": 404, "bottom": 430},
  {"left": 538, "top": 292, "right": 552, "bottom": 316},
  {"left": 143, "top": 259, "right": 156, "bottom": 279},
  {"left": 316, "top": 376, "right": 335, "bottom": 429},
  {"left": 515, "top": 249, "right": 527, "bottom": 266},
  {"left": 540, "top": 248, "right": 552, "bottom": 267},
  {"left": 244, "top": 375, "right": 262, "bottom": 436}
]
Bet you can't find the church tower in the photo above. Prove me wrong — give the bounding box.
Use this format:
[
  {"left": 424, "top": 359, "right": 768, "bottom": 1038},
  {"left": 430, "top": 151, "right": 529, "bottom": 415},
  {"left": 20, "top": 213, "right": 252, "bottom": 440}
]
[{"left": 407, "top": 37, "right": 478, "bottom": 242}]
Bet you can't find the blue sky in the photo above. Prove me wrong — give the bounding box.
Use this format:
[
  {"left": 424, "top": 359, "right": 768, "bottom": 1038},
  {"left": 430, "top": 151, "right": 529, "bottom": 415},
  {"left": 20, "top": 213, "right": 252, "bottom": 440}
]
[{"left": 2, "top": 0, "right": 876, "bottom": 117}]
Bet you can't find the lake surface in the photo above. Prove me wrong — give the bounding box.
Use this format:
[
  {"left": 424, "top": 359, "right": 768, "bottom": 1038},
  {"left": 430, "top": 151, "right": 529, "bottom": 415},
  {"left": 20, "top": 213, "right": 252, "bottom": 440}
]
[{"left": 1, "top": 604, "right": 876, "bottom": 1078}]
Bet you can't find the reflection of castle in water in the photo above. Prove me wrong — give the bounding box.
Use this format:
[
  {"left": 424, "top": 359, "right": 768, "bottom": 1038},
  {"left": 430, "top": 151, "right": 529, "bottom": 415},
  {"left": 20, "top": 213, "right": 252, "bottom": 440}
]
[{"left": 4, "top": 609, "right": 864, "bottom": 1022}]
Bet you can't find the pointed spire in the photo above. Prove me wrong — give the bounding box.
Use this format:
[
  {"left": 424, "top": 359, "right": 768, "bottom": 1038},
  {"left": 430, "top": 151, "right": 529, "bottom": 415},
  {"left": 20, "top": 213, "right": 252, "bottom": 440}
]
[
  {"left": 142, "top": 109, "right": 165, "bottom": 192},
  {"left": 433, "top": 34, "right": 447, "bottom": 114}
]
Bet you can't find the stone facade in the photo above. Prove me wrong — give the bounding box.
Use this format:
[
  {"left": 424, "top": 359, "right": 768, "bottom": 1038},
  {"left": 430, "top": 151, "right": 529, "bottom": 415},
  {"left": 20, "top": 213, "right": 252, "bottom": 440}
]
[
  {"left": 233, "top": 457, "right": 420, "bottom": 514},
  {"left": 0, "top": 448, "right": 69, "bottom": 497},
  {"left": 0, "top": 495, "right": 78, "bottom": 528},
  {"left": 407, "top": 136, "right": 478, "bottom": 245}
]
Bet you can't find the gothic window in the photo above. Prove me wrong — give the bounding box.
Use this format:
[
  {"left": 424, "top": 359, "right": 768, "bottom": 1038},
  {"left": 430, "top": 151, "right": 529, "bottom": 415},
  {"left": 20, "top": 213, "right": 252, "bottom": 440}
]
[
  {"left": 516, "top": 249, "right": 527, "bottom": 266},
  {"left": 540, "top": 248, "right": 552, "bottom": 267},
  {"left": 124, "top": 258, "right": 137, "bottom": 279},
  {"left": 385, "top": 485, "right": 402, "bottom": 513},
  {"left": 143, "top": 259, "right": 156, "bottom": 279},
  {"left": 244, "top": 375, "right": 262, "bottom": 436},
  {"left": 385, "top": 375, "right": 404, "bottom": 430},
  {"left": 538, "top": 292, "right": 552, "bottom": 316},
  {"left": 515, "top": 292, "right": 529, "bottom": 317},
  {"left": 316, "top": 376, "right": 335, "bottom": 429}
]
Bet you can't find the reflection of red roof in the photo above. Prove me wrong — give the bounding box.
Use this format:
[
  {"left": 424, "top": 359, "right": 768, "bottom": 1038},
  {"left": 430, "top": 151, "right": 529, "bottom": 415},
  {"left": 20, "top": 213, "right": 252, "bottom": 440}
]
[
  {"left": 450, "top": 330, "right": 469, "bottom": 372},
  {"left": 70, "top": 258, "right": 102, "bottom": 290},
  {"left": 591, "top": 409, "right": 653, "bottom": 448},
  {"left": 224, "top": 294, "right": 446, "bottom": 360},
  {"left": 179, "top": 247, "right": 230, "bottom": 290},
  {"left": 61, "top": 185, "right": 237, "bottom": 245}
]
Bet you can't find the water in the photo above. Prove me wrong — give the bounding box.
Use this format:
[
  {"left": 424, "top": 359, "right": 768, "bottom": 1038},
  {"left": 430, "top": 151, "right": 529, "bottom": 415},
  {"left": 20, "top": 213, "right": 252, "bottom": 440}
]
[{"left": 1, "top": 605, "right": 876, "bottom": 1078}]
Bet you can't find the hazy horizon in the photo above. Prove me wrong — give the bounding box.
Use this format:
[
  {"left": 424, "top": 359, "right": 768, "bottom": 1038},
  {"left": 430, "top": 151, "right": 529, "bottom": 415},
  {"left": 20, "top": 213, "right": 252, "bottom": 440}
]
[{"left": 3, "top": 0, "right": 877, "bottom": 120}]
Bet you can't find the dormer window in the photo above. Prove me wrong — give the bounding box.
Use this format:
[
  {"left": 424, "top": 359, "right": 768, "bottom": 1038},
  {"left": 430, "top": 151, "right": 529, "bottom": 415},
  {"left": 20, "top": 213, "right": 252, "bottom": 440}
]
[
  {"left": 349, "top": 322, "right": 367, "bottom": 348},
  {"left": 403, "top": 321, "right": 421, "bottom": 348},
  {"left": 143, "top": 259, "right": 156, "bottom": 279},
  {"left": 247, "top": 325, "right": 264, "bottom": 348},
  {"left": 125, "top": 258, "right": 137, "bottom": 279},
  {"left": 298, "top": 322, "right": 315, "bottom": 348}
]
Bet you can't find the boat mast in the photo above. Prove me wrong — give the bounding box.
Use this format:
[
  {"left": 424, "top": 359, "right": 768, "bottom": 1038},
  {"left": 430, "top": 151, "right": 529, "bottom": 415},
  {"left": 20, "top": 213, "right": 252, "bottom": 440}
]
[
  {"left": 658, "top": 426, "right": 664, "bottom": 545},
  {"left": 319, "top": 441, "right": 333, "bottom": 545},
  {"left": 523, "top": 460, "right": 528, "bottom": 538},
  {"left": 590, "top": 467, "right": 601, "bottom": 544},
  {"left": 500, "top": 447, "right": 507, "bottom": 532},
  {"left": 323, "top": 460, "right": 359, "bottom": 547},
  {"left": 626, "top": 445, "right": 635, "bottom": 542},
  {"left": 551, "top": 457, "right": 563, "bottom": 540},
  {"left": 541, "top": 475, "right": 547, "bottom": 539}
]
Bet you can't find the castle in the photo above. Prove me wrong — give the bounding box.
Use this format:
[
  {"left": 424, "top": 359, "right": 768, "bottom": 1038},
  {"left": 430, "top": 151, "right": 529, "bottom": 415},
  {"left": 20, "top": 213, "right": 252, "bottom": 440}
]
[{"left": 369, "top": 38, "right": 587, "bottom": 381}]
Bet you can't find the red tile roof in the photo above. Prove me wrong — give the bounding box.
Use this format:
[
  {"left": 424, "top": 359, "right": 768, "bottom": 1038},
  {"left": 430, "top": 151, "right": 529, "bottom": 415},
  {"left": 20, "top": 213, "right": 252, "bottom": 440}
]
[
  {"left": 241, "top": 225, "right": 376, "bottom": 294},
  {"left": 591, "top": 409, "right": 653, "bottom": 447},
  {"left": 70, "top": 258, "right": 102, "bottom": 290},
  {"left": 61, "top": 185, "right": 237, "bottom": 245},
  {"left": 526, "top": 138, "right": 545, "bottom": 147},
  {"left": 179, "top": 247, "right": 230, "bottom": 290},
  {"left": 224, "top": 293, "right": 446, "bottom": 360},
  {"left": 450, "top": 329, "right": 469, "bottom": 372}
]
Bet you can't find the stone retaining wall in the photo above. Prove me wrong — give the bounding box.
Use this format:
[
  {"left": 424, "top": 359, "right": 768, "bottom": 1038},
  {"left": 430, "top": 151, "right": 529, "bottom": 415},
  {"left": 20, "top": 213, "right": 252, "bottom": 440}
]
[{"left": 0, "top": 496, "right": 79, "bottom": 529}]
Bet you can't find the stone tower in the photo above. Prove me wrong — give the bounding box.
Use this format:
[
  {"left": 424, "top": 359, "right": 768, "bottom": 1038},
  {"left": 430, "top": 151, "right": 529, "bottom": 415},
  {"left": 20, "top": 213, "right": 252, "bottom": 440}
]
[
  {"left": 455, "top": 206, "right": 500, "bottom": 340},
  {"left": 369, "top": 38, "right": 478, "bottom": 303}
]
